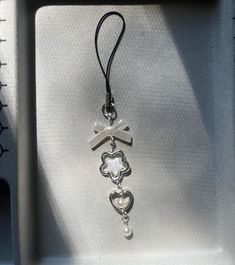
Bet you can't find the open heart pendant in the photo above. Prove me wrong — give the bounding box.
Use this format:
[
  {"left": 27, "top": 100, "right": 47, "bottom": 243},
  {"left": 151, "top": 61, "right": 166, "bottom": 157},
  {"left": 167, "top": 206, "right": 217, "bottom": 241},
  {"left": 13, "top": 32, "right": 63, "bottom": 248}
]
[{"left": 109, "top": 189, "right": 134, "bottom": 215}]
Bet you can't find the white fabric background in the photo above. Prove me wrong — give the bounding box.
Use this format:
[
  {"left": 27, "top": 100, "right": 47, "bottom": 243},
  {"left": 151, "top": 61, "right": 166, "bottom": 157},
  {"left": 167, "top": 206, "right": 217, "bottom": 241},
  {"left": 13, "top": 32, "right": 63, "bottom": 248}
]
[{"left": 36, "top": 5, "right": 222, "bottom": 261}]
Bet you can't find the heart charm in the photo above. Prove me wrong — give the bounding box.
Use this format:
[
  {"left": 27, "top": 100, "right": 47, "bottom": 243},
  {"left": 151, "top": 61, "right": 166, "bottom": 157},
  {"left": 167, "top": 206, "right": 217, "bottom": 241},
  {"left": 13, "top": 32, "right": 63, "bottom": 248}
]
[{"left": 109, "top": 189, "right": 134, "bottom": 215}]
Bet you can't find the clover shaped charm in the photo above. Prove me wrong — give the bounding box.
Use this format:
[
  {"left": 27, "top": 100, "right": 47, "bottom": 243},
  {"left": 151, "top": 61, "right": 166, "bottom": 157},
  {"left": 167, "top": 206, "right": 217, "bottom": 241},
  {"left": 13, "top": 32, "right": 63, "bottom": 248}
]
[{"left": 100, "top": 150, "right": 131, "bottom": 183}]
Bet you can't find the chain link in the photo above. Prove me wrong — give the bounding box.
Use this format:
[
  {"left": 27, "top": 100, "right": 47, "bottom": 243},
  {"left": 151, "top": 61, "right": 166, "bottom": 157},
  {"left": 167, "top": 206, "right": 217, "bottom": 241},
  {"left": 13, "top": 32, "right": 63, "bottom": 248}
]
[
  {"left": 102, "top": 103, "right": 117, "bottom": 124},
  {"left": 122, "top": 211, "right": 129, "bottom": 225},
  {"left": 116, "top": 182, "right": 124, "bottom": 195},
  {"left": 109, "top": 137, "right": 116, "bottom": 152}
]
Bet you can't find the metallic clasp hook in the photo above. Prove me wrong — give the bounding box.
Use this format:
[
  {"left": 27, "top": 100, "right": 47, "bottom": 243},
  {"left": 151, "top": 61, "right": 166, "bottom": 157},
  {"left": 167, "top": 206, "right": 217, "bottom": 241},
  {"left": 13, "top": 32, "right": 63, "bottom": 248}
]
[{"left": 102, "top": 101, "right": 117, "bottom": 124}]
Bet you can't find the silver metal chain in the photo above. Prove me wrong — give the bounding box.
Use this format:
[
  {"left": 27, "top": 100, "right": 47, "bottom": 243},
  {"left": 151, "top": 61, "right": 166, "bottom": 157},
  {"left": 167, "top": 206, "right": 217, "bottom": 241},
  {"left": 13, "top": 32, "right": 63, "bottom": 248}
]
[
  {"left": 109, "top": 137, "right": 116, "bottom": 152},
  {"left": 116, "top": 182, "right": 124, "bottom": 195},
  {"left": 122, "top": 211, "right": 129, "bottom": 225}
]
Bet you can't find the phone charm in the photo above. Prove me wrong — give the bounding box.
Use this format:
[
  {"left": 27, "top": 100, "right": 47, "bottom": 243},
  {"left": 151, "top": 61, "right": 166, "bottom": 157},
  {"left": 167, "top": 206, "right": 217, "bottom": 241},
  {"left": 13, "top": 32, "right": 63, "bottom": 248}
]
[{"left": 88, "top": 12, "right": 134, "bottom": 238}]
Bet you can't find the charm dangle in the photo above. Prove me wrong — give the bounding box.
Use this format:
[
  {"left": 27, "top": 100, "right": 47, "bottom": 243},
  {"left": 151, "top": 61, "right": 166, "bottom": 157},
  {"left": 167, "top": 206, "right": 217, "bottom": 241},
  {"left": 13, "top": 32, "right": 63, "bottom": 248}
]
[
  {"left": 88, "top": 120, "right": 133, "bottom": 150},
  {"left": 109, "top": 188, "right": 134, "bottom": 214},
  {"left": 89, "top": 118, "right": 134, "bottom": 238},
  {"left": 100, "top": 150, "right": 131, "bottom": 183},
  {"left": 89, "top": 11, "right": 134, "bottom": 238}
]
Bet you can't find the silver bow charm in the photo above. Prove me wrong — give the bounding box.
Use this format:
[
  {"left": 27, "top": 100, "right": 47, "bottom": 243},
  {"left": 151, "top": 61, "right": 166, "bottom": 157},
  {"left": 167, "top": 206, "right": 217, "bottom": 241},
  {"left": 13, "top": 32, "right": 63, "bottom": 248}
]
[{"left": 88, "top": 120, "right": 133, "bottom": 150}]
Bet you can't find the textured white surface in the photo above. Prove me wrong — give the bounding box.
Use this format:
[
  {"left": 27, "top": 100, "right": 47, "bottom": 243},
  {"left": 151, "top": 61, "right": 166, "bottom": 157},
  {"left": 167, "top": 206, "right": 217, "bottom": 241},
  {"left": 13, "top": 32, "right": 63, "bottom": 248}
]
[
  {"left": 36, "top": 3, "right": 235, "bottom": 265},
  {"left": 103, "top": 157, "right": 125, "bottom": 177}
]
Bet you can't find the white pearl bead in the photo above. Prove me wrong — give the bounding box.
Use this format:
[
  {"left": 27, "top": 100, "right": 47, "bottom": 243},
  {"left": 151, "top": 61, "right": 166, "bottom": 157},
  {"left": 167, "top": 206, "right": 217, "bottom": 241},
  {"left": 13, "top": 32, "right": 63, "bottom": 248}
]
[
  {"left": 123, "top": 226, "right": 133, "bottom": 238},
  {"left": 116, "top": 198, "right": 125, "bottom": 209}
]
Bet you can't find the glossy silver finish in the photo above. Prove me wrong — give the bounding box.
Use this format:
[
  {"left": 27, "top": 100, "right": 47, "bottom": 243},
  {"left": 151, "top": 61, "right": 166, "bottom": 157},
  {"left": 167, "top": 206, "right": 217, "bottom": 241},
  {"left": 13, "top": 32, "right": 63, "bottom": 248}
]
[
  {"left": 100, "top": 149, "right": 131, "bottom": 183},
  {"left": 109, "top": 189, "right": 134, "bottom": 215}
]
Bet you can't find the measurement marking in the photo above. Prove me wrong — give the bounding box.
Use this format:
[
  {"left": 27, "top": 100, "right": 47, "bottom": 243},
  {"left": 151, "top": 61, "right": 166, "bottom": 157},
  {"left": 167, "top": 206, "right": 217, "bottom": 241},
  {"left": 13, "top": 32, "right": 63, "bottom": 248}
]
[
  {"left": 0, "top": 122, "right": 8, "bottom": 134},
  {"left": 0, "top": 38, "right": 6, "bottom": 43},
  {"left": 0, "top": 82, "right": 7, "bottom": 89},
  {"left": 0, "top": 18, "right": 7, "bottom": 22},
  {"left": 0, "top": 144, "right": 9, "bottom": 158},
  {"left": 0, "top": 100, "right": 8, "bottom": 111},
  {"left": 0, "top": 61, "right": 7, "bottom": 67}
]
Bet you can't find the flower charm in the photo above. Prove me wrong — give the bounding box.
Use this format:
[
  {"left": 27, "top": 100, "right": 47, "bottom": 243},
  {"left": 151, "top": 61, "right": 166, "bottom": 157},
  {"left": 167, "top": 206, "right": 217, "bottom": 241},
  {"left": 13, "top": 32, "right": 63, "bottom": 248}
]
[{"left": 100, "top": 150, "right": 131, "bottom": 183}]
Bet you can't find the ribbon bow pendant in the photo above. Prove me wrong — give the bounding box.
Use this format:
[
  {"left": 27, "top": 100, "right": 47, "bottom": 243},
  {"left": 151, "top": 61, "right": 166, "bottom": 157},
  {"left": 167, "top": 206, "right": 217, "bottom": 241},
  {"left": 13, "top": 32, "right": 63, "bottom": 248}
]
[{"left": 88, "top": 120, "right": 133, "bottom": 150}]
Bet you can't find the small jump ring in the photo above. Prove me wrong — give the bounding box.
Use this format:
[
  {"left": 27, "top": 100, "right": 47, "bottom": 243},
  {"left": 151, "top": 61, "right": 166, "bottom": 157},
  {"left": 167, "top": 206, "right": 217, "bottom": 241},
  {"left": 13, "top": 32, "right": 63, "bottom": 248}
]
[{"left": 102, "top": 103, "right": 117, "bottom": 121}]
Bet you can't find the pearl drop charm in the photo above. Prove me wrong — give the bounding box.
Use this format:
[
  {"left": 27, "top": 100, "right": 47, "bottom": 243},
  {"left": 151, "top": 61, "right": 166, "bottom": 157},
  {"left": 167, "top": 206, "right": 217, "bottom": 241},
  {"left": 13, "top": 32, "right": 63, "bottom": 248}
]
[
  {"left": 116, "top": 197, "right": 126, "bottom": 209},
  {"left": 122, "top": 225, "right": 133, "bottom": 238}
]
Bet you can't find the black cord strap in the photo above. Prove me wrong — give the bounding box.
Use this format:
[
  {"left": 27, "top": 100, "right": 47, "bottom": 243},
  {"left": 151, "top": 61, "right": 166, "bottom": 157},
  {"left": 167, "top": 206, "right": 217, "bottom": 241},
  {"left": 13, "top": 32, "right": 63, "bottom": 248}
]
[{"left": 95, "top": 11, "right": 126, "bottom": 118}]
